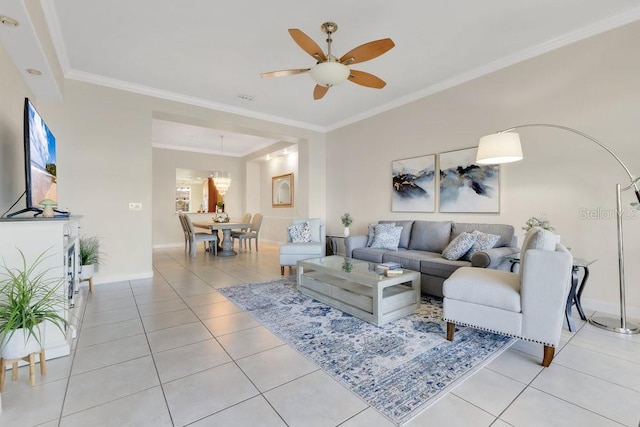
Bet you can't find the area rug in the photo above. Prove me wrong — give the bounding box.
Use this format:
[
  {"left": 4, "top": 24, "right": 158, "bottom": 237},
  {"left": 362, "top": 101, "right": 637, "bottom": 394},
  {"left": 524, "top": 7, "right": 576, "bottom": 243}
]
[{"left": 219, "top": 278, "right": 513, "bottom": 425}]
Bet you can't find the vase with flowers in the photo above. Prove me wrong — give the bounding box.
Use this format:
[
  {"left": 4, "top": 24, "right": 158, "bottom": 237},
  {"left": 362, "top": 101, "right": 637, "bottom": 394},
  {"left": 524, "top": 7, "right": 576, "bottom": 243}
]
[{"left": 341, "top": 212, "right": 353, "bottom": 237}]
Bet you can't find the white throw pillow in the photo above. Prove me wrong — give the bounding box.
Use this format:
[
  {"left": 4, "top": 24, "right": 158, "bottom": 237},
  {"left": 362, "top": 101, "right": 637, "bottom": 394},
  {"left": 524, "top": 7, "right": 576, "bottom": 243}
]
[
  {"left": 288, "top": 222, "right": 311, "bottom": 243},
  {"left": 442, "top": 232, "right": 478, "bottom": 260},
  {"left": 370, "top": 224, "right": 402, "bottom": 251}
]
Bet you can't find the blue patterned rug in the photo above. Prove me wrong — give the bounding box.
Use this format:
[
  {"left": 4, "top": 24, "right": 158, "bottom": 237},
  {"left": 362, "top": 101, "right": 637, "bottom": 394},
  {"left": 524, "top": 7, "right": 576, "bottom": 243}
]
[{"left": 219, "top": 277, "right": 513, "bottom": 425}]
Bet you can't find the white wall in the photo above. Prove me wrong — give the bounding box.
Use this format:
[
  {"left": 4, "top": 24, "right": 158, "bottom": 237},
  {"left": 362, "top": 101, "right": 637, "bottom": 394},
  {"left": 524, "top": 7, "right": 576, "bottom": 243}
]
[{"left": 326, "top": 21, "right": 640, "bottom": 316}]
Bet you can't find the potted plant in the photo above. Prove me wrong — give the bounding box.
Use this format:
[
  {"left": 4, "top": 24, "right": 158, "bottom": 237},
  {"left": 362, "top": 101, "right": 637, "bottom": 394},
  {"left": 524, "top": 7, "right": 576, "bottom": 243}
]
[
  {"left": 341, "top": 212, "right": 353, "bottom": 237},
  {"left": 79, "top": 235, "right": 101, "bottom": 282},
  {"left": 0, "top": 249, "right": 68, "bottom": 360}
]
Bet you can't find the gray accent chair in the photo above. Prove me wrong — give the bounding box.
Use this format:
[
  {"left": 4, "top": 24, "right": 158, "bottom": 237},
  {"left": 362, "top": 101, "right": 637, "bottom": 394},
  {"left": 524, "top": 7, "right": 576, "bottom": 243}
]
[
  {"left": 443, "top": 227, "right": 572, "bottom": 367},
  {"left": 279, "top": 218, "right": 326, "bottom": 275}
]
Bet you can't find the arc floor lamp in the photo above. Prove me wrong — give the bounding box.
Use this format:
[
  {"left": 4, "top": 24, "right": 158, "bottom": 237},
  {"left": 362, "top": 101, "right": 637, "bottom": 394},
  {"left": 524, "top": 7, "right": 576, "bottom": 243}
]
[{"left": 476, "top": 123, "right": 640, "bottom": 334}]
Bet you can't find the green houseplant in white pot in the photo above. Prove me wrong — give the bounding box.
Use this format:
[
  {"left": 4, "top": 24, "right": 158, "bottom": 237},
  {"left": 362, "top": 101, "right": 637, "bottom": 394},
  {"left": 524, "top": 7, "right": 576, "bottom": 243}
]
[
  {"left": 0, "top": 249, "right": 68, "bottom": 361},
  {"left": 79, "top": 236, "right": 101, "bottom": 284}
]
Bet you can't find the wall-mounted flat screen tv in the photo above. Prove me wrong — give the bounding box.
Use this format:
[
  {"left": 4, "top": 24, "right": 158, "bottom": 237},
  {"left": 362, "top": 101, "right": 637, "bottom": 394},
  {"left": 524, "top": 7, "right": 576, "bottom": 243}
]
[{"left": 7, "top": 98, "right": 59, "bottom": 217}]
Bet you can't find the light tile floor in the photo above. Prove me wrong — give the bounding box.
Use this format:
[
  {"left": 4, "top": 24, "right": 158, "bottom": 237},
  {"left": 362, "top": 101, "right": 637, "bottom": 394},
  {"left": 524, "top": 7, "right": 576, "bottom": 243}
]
[{"left": 1, "top": 243, "right": 638, "bottom": 426}]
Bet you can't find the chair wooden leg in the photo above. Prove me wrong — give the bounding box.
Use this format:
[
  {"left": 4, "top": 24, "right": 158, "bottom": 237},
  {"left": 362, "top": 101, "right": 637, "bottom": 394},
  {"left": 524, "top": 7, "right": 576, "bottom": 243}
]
[
  {"left": 28, "top": 353, "right": 36, "bottom": 386},
  {"left": 542, "top": 345, "right": 555, "bottom": 367},
  {"left": 12, "top": 362, "right": 18, "bottom": 380},
  {"left": 446, "top": 322, "right": 455, "bottom": 341},
  {"left": 0, "top": 359, "right": 6, "bottom": 392},
  {"left": 39, "top": 349, "right": 46, "bottom": 375}
]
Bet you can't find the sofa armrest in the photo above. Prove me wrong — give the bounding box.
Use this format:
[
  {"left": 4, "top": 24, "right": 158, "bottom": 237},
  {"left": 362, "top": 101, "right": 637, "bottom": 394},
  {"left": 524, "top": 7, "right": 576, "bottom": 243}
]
[
  {"left": 471, "top": 246, "right": 520, "bottom": 269},
  {"left": 345, "top": 235, "right": 368, "bottom": 257}
]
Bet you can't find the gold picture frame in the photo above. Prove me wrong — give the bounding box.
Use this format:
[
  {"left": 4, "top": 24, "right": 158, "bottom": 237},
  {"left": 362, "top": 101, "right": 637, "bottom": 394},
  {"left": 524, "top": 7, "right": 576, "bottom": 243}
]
[{"left": 272, "top": 173, "right": 294, "bottom": 207}]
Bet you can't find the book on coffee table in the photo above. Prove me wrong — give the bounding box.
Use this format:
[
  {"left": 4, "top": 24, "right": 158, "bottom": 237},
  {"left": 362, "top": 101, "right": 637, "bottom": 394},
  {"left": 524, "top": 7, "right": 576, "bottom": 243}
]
[{"left": 377, "top": 262, "right": 402, "bottom": 270}]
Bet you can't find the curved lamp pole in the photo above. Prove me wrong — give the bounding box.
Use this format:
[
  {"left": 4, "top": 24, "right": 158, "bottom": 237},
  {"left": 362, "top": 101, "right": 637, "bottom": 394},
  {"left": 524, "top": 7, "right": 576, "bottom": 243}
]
[{"left": 477, "top": 123, "right": 640, "bottom": 334}]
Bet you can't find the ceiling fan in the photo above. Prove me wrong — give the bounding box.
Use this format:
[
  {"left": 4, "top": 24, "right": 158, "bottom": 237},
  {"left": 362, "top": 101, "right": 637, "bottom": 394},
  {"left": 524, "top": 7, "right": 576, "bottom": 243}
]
[{"left": 260, "top": 22, "right": 395, "bottom": 100}]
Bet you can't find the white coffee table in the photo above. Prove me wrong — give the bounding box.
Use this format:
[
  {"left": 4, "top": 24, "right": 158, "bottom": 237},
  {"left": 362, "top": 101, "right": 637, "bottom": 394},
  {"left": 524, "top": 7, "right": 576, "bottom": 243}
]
[{"left": 297, "top": 256, "right": 421, "bottom": 326}]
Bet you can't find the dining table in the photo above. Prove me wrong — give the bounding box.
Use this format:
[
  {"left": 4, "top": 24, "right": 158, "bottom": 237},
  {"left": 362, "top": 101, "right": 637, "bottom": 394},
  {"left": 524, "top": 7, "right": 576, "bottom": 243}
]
[{"left": 192, "top": 221, "right": 251, "bottom": 257}]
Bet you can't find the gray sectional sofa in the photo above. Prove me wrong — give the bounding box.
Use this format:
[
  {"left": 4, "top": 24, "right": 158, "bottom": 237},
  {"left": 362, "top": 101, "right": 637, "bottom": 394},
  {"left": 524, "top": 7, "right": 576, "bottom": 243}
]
[{"left": 345, "top": 220, "right": 519, "bottom": 297}]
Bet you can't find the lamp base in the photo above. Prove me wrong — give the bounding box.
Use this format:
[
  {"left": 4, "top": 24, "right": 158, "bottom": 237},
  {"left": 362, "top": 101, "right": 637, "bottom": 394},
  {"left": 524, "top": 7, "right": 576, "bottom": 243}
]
[{"left": 588, "top": 315, "right": 639, "bottom": 334}]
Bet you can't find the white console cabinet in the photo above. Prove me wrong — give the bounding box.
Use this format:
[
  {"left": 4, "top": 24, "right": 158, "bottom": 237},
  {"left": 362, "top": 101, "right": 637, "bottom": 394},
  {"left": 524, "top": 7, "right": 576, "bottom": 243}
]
[{"left": 0, "top": 217, "right": 84, "bottom": 360}]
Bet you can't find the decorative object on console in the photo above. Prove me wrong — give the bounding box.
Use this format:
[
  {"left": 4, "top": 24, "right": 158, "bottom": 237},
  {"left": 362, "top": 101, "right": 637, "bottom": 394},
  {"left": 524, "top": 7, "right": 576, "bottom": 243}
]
[
  {"left": 79, "top": 235, "right": 102, "bottom": 292},
  {"left": 0, "top": 249, "right": 68, "bottom": 390},
  {"left": 477, "top": 123, "right": 640, "bottom": 334},
  {"left": 392, "top": 154, "right": 436, "bottom": 212},
  {"left": 39, "top": 199, "right": 57, "bottom": 218},
  {"left": 340, "top": 212, "right": 353, "bottom": 237},
  {"left": 272, "top": 173, "right": 294, "bottom": 207},
  {"left": 439, "top": 147, "right": 500, "bottom": 213}
]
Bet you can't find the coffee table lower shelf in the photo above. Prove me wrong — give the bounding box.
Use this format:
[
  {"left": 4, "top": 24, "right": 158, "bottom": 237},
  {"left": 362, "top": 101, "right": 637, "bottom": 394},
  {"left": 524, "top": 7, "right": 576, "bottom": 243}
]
[{"left": 297, "top": 268, "right": 420, "bottom": 326}]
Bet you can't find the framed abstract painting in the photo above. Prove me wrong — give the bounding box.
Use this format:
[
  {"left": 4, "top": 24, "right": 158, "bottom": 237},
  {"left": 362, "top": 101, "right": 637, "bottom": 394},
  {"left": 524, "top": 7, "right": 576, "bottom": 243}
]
[
  {"left": 392, "top": 154, "right": 436, "bottom": 212},
  {"left": 439, "top": 147, "right": 500, "bottom": 213}
]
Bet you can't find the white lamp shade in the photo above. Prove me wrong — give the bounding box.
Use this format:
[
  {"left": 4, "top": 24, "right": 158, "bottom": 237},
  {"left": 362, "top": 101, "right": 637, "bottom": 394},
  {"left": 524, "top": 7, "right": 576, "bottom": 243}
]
[
  {"left": 476, "top": 132, "right": 524, "bottom": 164},
  {"left": 309, "top": 62, "right": 350, "bottom": 87}
]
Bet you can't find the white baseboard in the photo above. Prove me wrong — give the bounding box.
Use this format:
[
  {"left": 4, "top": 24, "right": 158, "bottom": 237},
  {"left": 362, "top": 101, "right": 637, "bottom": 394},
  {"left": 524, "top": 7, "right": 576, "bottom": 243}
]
[
  {"left": 92, "top": 270, "right": 154, "bottom": 285},
  {"left": 153, "top": 242, "right": 184, "bottom": 249},
  {"left": 582, "top": 297, "right": 640, "bottom": 320}
]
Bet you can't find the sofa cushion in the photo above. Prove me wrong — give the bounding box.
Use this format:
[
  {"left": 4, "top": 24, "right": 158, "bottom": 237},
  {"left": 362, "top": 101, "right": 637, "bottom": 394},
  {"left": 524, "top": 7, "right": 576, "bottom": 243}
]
[
  {"left": 451, "top": 223, "right": 514, "bottom": 248},
  {"left": 421, "top": 257, "right": 471, "bottom": 279},
  {"left": 442, "top": 232, "right": 477, "bottom": 260},
  {"left": 408, "top": 221, "right": 452, "bottom": 252},
  {"left": 279, "top": 242, "right": 324, "bottom": 256},
  {"left": 444, "top": 267, "right": 521, "bottom": 312},
  {"left": 370, "top": 224, "right": 402, "bottom": 250},
  {"left": 462, "top": 230, "right": 501, "bottom": 261},
  {"left": 288, "top": 222, "right": 311, "bottom": 243},
  {"left": 351, "top": 247, "right": 387, "bottom": 263},
  {"left": 380, "top": 220, "right": 414, "bottom": 249},
  {"left": 382, "top": 250, "right": 441, "bottom": 272}
]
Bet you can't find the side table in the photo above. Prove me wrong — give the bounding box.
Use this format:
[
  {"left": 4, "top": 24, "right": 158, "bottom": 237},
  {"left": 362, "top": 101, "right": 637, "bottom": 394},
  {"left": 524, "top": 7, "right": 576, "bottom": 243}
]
[
  {"left": 326, "top": 235, "right": 346, "bottom": 256},
  {"left": 505, "top": 253, "right": 596, "bottom": 332}
]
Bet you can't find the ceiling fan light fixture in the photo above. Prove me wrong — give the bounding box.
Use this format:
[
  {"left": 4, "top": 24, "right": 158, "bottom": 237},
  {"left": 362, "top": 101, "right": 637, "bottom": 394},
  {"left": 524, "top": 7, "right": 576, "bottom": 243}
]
[{"left": 309, "top": 61, "right": 350, "bottom": 87}]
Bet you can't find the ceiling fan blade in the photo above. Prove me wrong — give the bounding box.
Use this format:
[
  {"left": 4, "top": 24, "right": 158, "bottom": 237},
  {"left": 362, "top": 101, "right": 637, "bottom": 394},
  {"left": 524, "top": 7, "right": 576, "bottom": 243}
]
[
  {"left": 313, "top": 85, "right": 329, "bottom": 100},
  {"left": 339, "top": 38, "right": 395, "bottom": 65},
  {"left": 260, "top": 68, "right": 310, "bottom": 78},
  {"left": 288, "top": 29, "right": 327, "bottom": 62},
  {"left": 348, "top": 69, "right": 386, "bottom": 89}
]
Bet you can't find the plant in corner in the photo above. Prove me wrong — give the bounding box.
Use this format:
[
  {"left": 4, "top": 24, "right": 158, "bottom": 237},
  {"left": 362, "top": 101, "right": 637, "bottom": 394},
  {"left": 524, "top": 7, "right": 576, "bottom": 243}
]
[
  {"left": 0, "top": 249, "right": 68, "bottom": 360},
  {"left": 79, "top": 235, "right": 102, "bottom": 281}
]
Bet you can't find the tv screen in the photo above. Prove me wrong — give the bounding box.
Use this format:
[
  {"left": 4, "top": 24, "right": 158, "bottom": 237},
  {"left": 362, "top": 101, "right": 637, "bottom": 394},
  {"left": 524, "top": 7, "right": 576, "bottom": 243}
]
[
  {"left": 6, "top": 98, "right": 59, "bottom": 217},
  {"left": 25, "top": 98, "right": 57, "bottom": 209}
]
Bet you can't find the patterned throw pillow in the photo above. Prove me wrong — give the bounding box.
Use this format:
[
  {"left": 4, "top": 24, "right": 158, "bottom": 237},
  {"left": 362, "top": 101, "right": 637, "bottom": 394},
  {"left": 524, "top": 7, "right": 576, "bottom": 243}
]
[
  {"left": 366, "top": 223, "right": 395, "bottom": 247},
  {"left": 288, "top": 222, "right": 311, "bottom": 243},
  {"left": 442, "top": 232, "right": 478, "bottom": 260},
  {"left": 370, "top": 224, "right": 403, "bottom": 251},
  {"left": 462, "top": 230, "right": 501, "bottom": 260}
]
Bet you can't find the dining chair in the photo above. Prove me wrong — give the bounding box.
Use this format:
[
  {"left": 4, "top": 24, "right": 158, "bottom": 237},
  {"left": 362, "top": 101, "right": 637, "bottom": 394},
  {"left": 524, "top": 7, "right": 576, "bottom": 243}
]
[
  {"left": 233, "top": 213, "right": 252, "bottom": 250},
  {"left": 178, "top": 213, "right": 191, "bottom": 253},
  {"left": 182, "top": 213, "right": 218, "bottom": 256},
  {"left": 231, "top": 213, "right": 263, "bottom": 252}
]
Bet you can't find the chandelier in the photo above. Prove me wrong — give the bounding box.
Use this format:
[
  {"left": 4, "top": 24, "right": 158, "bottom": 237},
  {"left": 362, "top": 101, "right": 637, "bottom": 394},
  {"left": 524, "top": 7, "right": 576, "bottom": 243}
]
[{"left": 212, "top": 135, "right": 231, "bottom": 195}]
